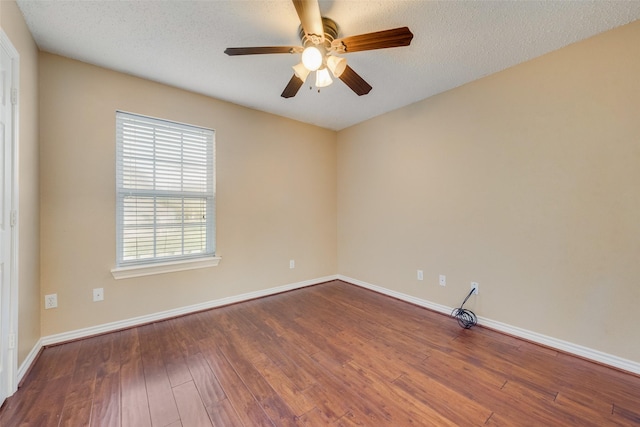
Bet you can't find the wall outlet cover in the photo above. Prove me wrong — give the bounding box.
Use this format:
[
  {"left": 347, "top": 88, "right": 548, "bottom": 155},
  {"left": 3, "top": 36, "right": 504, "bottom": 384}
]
[
  {"left": 93, "top": 288, "right": 104, "bottom": 302},
  {"left": 471, "top": 282, "right": 479, "bottom": 295},
  {"left": 45, "top": 293, "right": 58, "bottom": 309}
]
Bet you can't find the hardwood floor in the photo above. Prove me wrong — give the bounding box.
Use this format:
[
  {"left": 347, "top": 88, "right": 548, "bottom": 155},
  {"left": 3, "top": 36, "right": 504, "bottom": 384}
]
[{"left": 1, "top": 280, "right": 639, "bottom": 426}]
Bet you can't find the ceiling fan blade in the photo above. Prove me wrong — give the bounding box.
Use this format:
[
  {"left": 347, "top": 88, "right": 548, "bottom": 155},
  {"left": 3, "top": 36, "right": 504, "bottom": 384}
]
[
  {"left": 339, "top": 65, "right": 372, "bottom": 96},
  {"left": 292, "top": 0, "right": 324, "bottom": 43},
  {"left": 332, "top": 27, "right": 413, "bottom": 53},
  {"left": 281, "top": 74, "right": 305, "bottom": 98},
  {"left": 225, "top": 46, "right": 302, "bottom": 56}
]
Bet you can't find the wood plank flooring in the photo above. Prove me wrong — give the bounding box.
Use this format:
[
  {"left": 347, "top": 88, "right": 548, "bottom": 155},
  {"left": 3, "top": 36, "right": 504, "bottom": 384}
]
[{"left": 1, "top": 280, "right": 639, "bottom": 426}]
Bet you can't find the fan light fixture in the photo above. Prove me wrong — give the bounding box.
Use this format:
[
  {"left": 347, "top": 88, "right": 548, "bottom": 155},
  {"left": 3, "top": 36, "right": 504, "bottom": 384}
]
[
  {"left": 315, "top": 67, "right": 333, "bottom": 87},
  {"left": 295, "top": 45, "right": 344, "bottom": 89},
  {"left": 292, "top": 62, "right": 311, "bottom": 82},
  {"left": 301, "top": 46, "right": 323, "bottom": 71},
  {"left": 225, "top": 8, "right": 413, "bottom": 98},
  {"left": 326, "top": 55, "right": 347, "bottom": 78}
]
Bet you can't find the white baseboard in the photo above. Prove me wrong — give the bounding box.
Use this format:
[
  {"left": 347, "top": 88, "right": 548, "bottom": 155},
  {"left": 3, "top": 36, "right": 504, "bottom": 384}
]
[
  {"left": 340, "top": 275, "right": 454, "bottom": 316},
  {"left": 17, "top": 337, "right": 43, "bottom": 384},
  {"left": 40, "top": 275, "right": 338, "bottom": 347},
  {"left": 13, "top": 276, "right": 334, "bottom": 395},
  {"left": 338, "top": 275, "right": 640, "bottom": 376},
  {"left": 20, "top": 273, "right": 639, "bottom": 385}
]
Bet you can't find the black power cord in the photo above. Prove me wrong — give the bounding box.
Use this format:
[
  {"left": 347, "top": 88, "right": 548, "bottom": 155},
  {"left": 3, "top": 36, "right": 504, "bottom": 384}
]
[{"left": 451, "top": 288, "right": 478, "bottom": 329}]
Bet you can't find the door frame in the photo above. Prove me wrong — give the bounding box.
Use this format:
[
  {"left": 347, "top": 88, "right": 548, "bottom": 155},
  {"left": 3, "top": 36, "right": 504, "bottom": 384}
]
[{"left": 0, "top": 27, "right": 20, "bottom": 401}]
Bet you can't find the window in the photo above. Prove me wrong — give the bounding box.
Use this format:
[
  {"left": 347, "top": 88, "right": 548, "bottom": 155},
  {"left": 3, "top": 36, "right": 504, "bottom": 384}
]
[{"left": 113, "top": 111, "right": 218, "bottom": 278}]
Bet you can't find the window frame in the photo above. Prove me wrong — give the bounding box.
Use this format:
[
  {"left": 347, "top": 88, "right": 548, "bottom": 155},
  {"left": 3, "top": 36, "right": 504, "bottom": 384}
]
[{"left": 111, "top": 111, "right": 220, "bottom": 279}]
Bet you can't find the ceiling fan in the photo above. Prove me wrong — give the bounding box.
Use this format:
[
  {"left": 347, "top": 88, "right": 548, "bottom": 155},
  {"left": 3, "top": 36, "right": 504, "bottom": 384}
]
[{"left": 224, "top": 0, "right": 413, "bottom": 98}]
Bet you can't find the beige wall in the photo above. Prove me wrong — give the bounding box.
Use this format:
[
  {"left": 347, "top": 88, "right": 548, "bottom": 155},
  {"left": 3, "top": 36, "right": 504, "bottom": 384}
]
[
  {"left": 14, "top": 2, "right": 640, "bottom": 367},
  {"left": 39, "top": 53, "right": 337, "bottom": 336},
  {"left": 1, "top": 1, "right": 41, "bottom": 366},
  {"left": 337, "top": 21, "right": 640, "bottom": 362}
]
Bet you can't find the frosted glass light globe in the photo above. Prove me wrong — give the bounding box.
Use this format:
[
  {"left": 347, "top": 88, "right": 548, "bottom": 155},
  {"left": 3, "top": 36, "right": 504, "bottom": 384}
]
[
  {"left": 315, "top": 67, "right": 333, "bottom": 88},
  {"left": 301, "top": 46, "right": 323, "bottom": 71}
]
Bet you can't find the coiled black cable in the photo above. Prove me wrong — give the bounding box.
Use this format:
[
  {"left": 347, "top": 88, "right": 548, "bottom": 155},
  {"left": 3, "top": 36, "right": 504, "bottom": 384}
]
[{"left": 451, "top": 288, "right": 478, "bottom": 329}]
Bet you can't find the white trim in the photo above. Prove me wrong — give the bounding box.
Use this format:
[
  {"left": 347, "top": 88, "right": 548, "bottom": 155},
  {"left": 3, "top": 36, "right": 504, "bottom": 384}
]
[
  {"left": 340, "top": 275, "right": 453, "bottom": 315},
  {"left": 111, "top": 256, "right": 222, "bottom": 279},
  {"left": 18, "top": 274, "right": 640, "bottom": 384},
  {"left": 338, "top": 275, "right": 640, "bottom": 376},
  {"left": 16, "top": 338, "right": 42, "bottom": 384},
  {"left": 0, "top": 28, "right": 20, "bottom": 401},
  {"left": 41, "top": 275, "right": 338, "bottom": 347},
  {"left": 477, "top": 316, "right": 640, "bottom": 376}
]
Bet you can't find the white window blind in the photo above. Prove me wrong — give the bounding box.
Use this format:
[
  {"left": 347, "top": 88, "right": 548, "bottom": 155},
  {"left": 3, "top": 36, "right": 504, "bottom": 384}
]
[{"left": 115, "top": 111, "right": 215, "bottom": 267}]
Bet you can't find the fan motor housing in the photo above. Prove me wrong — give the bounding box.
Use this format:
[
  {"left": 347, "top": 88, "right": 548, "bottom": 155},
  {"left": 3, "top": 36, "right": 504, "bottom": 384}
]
[{"left": 299, "top": 17, "right": 339, "bottom": 47}]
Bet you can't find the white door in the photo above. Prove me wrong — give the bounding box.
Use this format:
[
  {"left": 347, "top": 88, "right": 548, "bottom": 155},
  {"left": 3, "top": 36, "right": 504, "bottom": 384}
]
[{"left": 0, "top": 30, "right": 16, "bottom": 406}]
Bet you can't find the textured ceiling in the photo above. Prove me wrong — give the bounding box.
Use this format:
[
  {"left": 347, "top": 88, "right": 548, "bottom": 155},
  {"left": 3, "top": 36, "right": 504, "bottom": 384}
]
[{"left": 16, "top": 0, "right": 640, "bottom": 130}]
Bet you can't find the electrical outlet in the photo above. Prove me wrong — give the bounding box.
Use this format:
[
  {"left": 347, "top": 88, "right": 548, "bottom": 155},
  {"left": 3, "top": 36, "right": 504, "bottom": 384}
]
[
  {"left": 439, "top": 275, "right": 446, "bottom": 286},
  {"left": 417, "top": 270, "right": 423, "bottom": 280},
  {"left": 289, "top": 259, "right": 295, "bottom": 269},
  {"left": 471, "top": 282, "right": 479, "bottom": 295},
  {"left": 93, "top": 288, "right": 104, "bottom": 302},
  {"left": 44, "top": 294, "right": 58, "bottom": 309}
]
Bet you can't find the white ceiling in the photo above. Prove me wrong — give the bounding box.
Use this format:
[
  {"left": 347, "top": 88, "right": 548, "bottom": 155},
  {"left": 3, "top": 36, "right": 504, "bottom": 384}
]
[{"left": 16, "top": 0, "right": 640, "bottom": 131}]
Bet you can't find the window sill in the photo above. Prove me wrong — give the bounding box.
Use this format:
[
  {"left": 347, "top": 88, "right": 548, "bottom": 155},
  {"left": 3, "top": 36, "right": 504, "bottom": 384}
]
[{"left": 111, "top": 256, "right": 221, "bottom": 280}]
